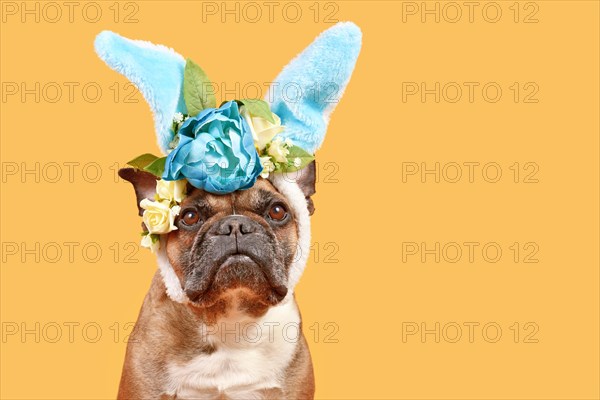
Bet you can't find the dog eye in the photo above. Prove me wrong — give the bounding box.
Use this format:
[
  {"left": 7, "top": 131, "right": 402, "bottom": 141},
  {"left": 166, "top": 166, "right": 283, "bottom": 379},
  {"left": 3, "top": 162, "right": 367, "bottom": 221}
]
[
  {"left": 268, "top": 204, "right": 288, "bottom": 221},
  {"left": 181, "top": 209, "right": 200, "bottom": 226}
]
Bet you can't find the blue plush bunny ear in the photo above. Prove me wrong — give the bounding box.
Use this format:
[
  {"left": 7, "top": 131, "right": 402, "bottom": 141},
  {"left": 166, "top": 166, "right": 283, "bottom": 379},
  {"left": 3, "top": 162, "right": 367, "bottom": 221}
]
[
  {"left": 268, "top": 22, "right": 362, "bottom": 154},
  {"left": 94, "top": 31, "right": 187, "bottom": 154}
]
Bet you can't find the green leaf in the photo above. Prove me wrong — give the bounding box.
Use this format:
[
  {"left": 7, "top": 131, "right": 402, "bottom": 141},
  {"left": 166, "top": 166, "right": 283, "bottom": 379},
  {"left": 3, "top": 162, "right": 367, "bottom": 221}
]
[
  {"left": 183, "top": 59, "right": 216, "bottom": 116},
  {"left": 143, "top": 157, "right": 167, "bottom": 177},
  {"left": 239, "top": 99, "right": 275, "bottom": 123},
  {"left": 281, "top": 145, "right": 315, "bottom": 172},
  {"left": 127, "top": 153, "right": 159, "bottom": 170}
]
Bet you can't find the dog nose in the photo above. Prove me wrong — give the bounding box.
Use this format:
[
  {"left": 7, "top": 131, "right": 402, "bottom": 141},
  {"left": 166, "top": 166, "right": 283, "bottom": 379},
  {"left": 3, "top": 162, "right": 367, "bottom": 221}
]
[{"left": 215, "top": 215, "right": 257, "bottom": 236}]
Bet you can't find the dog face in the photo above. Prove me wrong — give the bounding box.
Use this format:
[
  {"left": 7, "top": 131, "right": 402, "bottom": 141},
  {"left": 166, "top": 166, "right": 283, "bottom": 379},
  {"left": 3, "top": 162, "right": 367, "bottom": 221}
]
[
  {"left": 119, "top": 164, "right": 315, "bottom": 319},
  {"left": 168, "top": 178, "right": 298, "bottom": 313}
]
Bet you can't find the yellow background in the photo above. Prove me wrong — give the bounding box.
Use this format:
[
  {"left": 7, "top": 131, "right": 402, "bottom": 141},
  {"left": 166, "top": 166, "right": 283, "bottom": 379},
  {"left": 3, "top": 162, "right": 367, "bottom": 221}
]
[{"left": 1, "top": 1, "right": 598, "bottom": 399}]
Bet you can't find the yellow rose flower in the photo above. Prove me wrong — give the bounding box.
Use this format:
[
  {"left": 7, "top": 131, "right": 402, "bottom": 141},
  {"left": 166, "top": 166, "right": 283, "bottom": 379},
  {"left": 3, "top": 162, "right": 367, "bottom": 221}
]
[
  {"left": 156, "top": 179, "right": 187, "bottom": 203},
  {"left": 241, "top": 106, "right": 284, "bottom": 151},
  {"left": 140, "top": 199, "right": 180, "bottom": 234}
]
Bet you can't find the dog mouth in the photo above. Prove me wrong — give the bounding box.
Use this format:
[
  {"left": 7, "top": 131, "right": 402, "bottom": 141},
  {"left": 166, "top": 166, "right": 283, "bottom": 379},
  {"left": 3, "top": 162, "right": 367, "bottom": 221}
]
[{"left": 184, "top": 252, "right": 288, "bottom": 306}]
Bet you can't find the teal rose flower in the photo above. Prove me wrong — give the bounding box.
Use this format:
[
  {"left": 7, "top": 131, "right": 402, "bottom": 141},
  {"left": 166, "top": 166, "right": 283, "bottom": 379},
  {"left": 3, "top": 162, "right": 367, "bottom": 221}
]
[{"left": 162, "top": 101, "right": 262, "bottom": 194}]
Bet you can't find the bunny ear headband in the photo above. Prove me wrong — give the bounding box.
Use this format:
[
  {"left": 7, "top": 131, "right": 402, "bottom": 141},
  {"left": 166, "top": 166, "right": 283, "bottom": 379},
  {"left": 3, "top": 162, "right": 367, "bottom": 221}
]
[{"left": 95, "top": 22, "right": 361, "bottom": 255}]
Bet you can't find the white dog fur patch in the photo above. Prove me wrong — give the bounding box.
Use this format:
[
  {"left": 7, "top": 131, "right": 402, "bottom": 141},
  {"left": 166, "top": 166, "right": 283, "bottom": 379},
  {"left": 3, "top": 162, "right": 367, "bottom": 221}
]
[{"left": 166, "top": 298, "right": 301, "bottom": 396}]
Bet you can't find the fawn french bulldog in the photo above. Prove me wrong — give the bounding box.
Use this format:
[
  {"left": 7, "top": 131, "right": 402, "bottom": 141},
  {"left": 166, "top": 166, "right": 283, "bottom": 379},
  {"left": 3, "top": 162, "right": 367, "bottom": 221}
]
[
  {"left": 117, "top": 166, "right": 316, "bottom": 399},
  {"left": 95, "top": 22, "right": 361, "bottom": 399}
]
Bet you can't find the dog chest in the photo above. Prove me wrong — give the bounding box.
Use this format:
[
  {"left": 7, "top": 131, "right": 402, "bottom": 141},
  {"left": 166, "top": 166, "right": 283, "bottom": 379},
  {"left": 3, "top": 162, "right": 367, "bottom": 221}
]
[{"left": 166, "top": 300, "right": 301, "bottom": 398}]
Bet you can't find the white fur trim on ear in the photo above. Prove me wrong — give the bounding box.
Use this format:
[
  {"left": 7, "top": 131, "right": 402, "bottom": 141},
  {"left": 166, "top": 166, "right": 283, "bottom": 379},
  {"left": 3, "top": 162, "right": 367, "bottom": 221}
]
[
  {"left": 268, "top": 174, "right": 311, "bottom": 297},
  {"left": 156, "top": 236, "right": 189, "bottom": 303}
]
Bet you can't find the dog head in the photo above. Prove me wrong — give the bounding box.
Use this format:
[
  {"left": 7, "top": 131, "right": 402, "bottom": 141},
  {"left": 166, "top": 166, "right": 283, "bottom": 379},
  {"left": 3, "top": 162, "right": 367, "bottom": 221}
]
[{"left": 119, "top": 165, "right": 315, "bottom": 317}]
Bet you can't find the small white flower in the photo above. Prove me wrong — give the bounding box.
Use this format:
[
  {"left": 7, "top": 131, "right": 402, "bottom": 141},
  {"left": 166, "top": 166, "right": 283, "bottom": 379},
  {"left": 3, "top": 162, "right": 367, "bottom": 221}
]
[
  {"left": 293, "top": 157, "right": 302, "bottom": 168},
  {"left": 173, "top": 112, "right": 184, "bottom": 124},
  {"left": 267, "top": 137, "right": 289, "bottom": 163},
  {"left": 260, "top": 156, "right": 275, "bottom": 178},
  {"left": 284, "top": 138, "right": 294, "bottom": 148},
  {"left": 141, "top": 234, "right": 160, "bottom": 253}
]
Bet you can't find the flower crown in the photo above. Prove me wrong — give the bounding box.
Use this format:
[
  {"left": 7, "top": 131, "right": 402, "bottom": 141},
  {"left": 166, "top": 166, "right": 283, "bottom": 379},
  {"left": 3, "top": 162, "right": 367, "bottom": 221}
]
[{"left": 127, "top": 60, "right": 315, "bottom": 251}]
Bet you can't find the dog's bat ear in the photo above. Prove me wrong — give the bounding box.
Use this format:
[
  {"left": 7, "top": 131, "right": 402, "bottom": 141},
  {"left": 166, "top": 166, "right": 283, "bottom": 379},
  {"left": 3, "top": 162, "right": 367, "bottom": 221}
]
[
  {"left": 118, "top": 168, "right": 158, "bottom": 216},
  {"left": 295, "top": 161, "right": 316, "bottom": 215}
]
